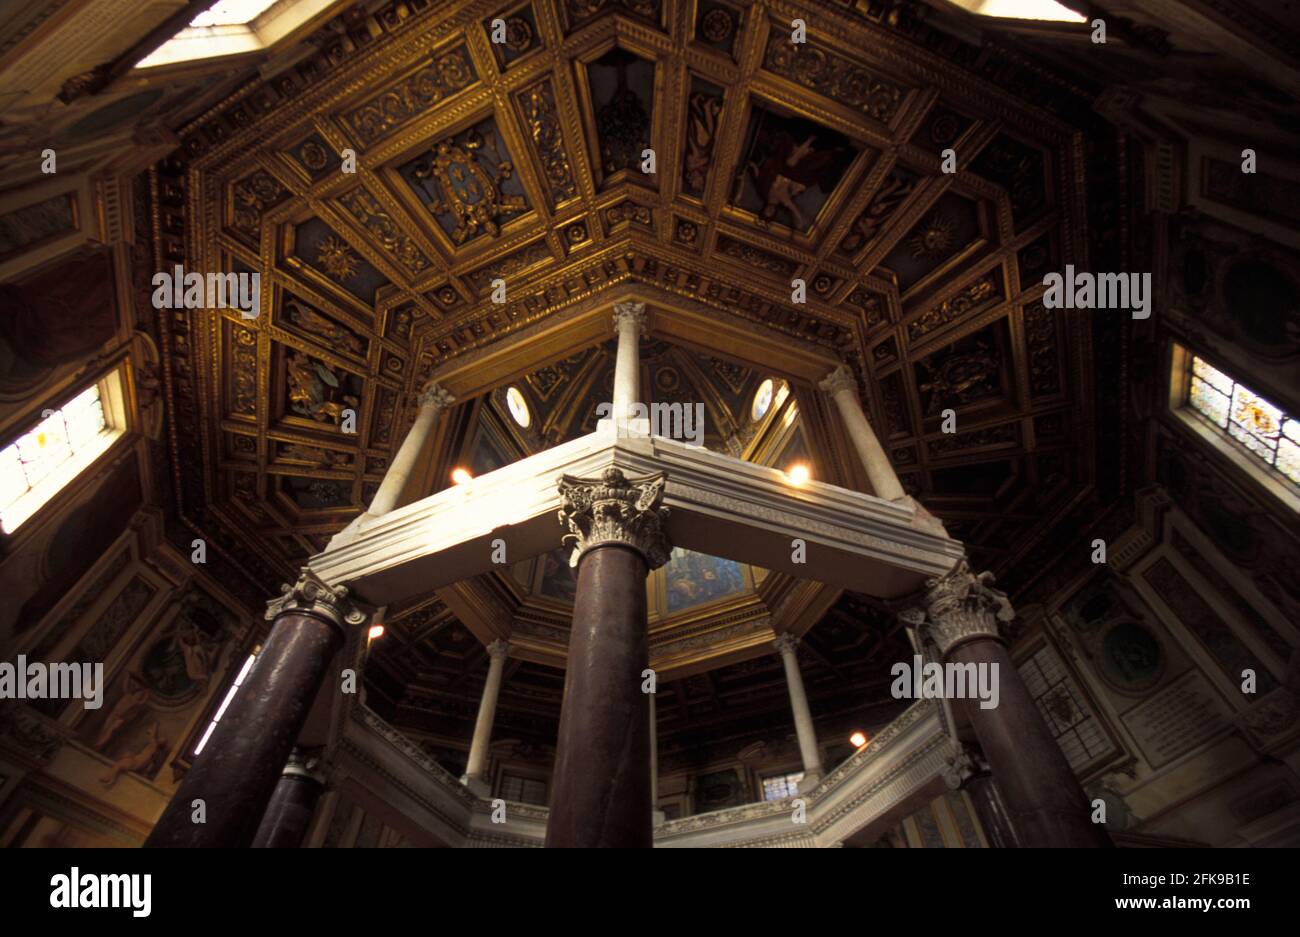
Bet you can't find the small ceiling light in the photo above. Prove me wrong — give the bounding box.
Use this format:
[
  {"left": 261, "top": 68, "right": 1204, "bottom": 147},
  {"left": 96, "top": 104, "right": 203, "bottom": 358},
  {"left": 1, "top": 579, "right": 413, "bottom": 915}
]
[
  {"left": 451, "top": 467, "right": 473, "bottom": 485},
  {"left": 850, "top": 731, "right": 868, "bottom": 749},
  {"left": 787, "top": 463, "right": 810, "bottom": 486},
  {"left": 368, "top": 624, "right": 385, "bottom": 640}
]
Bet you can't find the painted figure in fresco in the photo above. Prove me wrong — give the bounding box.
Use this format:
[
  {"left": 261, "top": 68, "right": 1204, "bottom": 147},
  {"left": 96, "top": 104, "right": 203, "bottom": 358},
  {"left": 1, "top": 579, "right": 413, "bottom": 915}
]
[
  {"left": 736, "top": 119, "right": 854, "bottom": 230},
  {"left": 666, "top": 550, "right": 745, "bottom": 612},
  {"left": 287, "top": 350, "right": 359, "bottom": 425},
  {"left": 93, "top": 673, "right": 150, "bottom": 752},
  {"left": 99, "top": 722, "right": 167, "bottom": 788}
]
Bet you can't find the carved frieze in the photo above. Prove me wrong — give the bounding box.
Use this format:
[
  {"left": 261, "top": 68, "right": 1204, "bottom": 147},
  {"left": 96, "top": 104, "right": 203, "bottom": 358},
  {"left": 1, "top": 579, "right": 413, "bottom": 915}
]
[
  {"left": 338, "top": 188, "right": 430, "bottom": 275},
  {"left": 517, "top": 80, "right": 576, "bottom": 205},
  {"left": 764, "top": 34, "right": 905, "bottom": 124},
  {"left": 344, "top": 44, "right": 477, "bottom": 145}
]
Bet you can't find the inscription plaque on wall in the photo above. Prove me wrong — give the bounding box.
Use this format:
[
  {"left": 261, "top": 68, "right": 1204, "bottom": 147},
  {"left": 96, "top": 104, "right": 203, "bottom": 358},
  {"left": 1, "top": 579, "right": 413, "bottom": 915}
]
[{"left": 1120, "top": 669, "right": 1233, "bottom": 769}]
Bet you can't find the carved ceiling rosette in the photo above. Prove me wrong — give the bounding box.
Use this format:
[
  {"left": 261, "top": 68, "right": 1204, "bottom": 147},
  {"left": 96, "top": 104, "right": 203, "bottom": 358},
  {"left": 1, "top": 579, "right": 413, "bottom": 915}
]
[
  {"left": 897, "top": 559, "right": 1015, "bottom": 656},
  {"left": 557, "top": 467, "right": 671, "bottom": 570}
]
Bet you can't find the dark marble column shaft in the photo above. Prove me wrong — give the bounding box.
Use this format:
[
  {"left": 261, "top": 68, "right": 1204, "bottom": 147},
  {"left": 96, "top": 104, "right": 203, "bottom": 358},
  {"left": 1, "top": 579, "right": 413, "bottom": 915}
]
[
  {"left": 251, "top": 750, "right": 327, "bottom": 848},
  {"left": 545, "top": 466, "right": 669, "bottom": 848},
  {"left": 545, "top": 544, "right": 652, "bottom": 848},
  {"left": 950, "top": 638, "right": 1111, "bottom": 847},
  {"left": 145, "top": 571, "right": 358, "bottom": 848}
]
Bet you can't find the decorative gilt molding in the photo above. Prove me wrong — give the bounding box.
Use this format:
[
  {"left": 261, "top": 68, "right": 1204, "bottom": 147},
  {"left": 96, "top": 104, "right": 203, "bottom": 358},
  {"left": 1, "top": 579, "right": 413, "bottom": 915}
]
[
  {"left": 265, "top": 567, "right": 368, "bottom": 630},
  {"left": 898, "top": 559, "right": 1015, "bottom": 656},
  {"left": 557, "top": 467, "right": 671, "bottom": 570}
]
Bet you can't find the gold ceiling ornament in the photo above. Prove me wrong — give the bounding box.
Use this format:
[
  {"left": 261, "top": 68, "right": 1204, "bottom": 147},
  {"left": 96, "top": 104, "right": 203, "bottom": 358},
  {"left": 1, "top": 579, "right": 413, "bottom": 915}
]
[
  {"left": 315, "top": 236, "right": 360, "bottom": 280},
  {"left": 907, "top": 209, "right": 957, "bottom": 260},
  {"left": 411, "top": 131, "right": 527, "bottom": 243},
  {"left": 287, "top": 351, "right": 359, "bottom": 425},
  {"left": 684, "top": 90, "right": 723, "bottom": 194},
  {"left": 338, "top": 188, "right": 429, "bottom": 275},
  {"left": 518, "top": 80, "right": 576, "bottom": 204}
]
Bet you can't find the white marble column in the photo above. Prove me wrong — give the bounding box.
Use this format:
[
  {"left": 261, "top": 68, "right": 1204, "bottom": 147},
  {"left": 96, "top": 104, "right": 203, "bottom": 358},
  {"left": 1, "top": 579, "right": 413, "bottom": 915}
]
[
  {"left": 818, "top": 365, "right": 905, "bottom": 502},
  {"left": 461, "top": 639, "right": 510, "bottom": 796},
  {"left": 369, "top": 384, "right": 456, "bottom": 516},
  {"left": 611, "top": 301, "right": 646, "bottom": 427},
  {"left": 773, "top": 633, "right": 823, "bottom": 789}
]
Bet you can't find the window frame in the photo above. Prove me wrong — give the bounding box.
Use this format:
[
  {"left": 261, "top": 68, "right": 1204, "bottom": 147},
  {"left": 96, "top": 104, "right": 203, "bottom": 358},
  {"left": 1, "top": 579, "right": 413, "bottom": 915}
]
[
  {"left": 0, "top": 367, "right": 130, "bottom": 536},
  {"left": 1168, "top": 342, "right": 1299, "bottom": 513}
]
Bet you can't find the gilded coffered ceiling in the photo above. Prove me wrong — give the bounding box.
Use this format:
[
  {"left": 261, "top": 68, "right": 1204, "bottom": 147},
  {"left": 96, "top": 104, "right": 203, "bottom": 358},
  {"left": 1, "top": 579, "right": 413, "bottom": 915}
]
[
  {"left": 124, "top": 0, "right": 1148, "bottom": 768},
  {"left": 159, "top": 0, "right": 1112, "bottom": 607}
]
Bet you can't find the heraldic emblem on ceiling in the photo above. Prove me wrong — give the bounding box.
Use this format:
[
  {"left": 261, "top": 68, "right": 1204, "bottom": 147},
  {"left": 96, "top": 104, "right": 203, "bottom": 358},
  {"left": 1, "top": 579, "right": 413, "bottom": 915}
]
[{"left": 410, "top": 129, "right": 527, "bottom": 243}]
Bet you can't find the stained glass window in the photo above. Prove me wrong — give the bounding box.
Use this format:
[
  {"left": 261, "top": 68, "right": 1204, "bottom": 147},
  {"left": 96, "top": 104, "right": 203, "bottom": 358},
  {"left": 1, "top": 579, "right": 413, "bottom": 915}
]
[
  {"left": 947, "top": 0, "right": 1086, "bottom": 22},
  {"left": 761, "top": 771, "right": 804, "bottom": 801},
  {"left": 0, "top": 381, "right": 122, "bottom": 534},
  {"left": 194, "top": 652, "right": 258, "bottom": 755},
  {"left": 1186, "top": 354, "right": 1299, "bottom": 489}
]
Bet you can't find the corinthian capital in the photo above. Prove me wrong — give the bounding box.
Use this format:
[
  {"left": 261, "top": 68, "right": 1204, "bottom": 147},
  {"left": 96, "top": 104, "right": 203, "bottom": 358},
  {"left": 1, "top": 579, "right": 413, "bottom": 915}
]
[
  {"left": 612, "top": 301, "right": 647, "bottom": 336},
  {"left": 818, "top": 364, "right": 857, "bottom": 397},
  {"left": 266, "top": 567, "right": 367, "bottom": 631},
  {"left": 899, "top": 560, "right": 1015, "bottom": 656},
  {"left": 772, "top": 632, "right": 800, "bottom": 657},
  {"left": 557, "top": 466, "right": 671, "bottom": 570},
  {"left": 417, "top": 384, "right": 456, "bottom": 410},
  {"left": 486, "top": 638, "right": 511, "bottom": 661}
]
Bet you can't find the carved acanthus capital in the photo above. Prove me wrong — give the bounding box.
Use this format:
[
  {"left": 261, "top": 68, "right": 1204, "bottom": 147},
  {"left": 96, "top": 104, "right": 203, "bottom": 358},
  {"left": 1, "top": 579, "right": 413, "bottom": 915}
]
[
  {"left": 486, "top": 638, "right": 511, "bottom": 662},
  {"left": 818, "top": 364, "right": 857, "bottom": 397},
  {"left": 266, "top": 567, "right": 367, "bottom": 631},
  {"left": 612, "top": 301, "right": 647, "bottom": 336},
  {"left": 899, "top": 559, "right": 1015, "bottom": 656},
  {"left": 283, "top": 746, "right": 328, "bottom": 785},
  {"left": 942, "top": 744, "right": 988, "bottom": 791},
  {"left": 772, "top": 632, "right": 800, "bottom": 657},
  {"left": 557, "top": 467, "right": 670, "bottom": 570},
  {"left": 417, "top": 383, "right": 456, "bottom": 411}
]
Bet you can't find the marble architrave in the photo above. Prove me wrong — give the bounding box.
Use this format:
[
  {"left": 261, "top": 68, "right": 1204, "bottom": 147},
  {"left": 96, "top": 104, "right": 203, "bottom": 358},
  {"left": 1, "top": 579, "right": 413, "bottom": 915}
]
[{"left": 309, "top": 428, "right": 965, "bottom": 609}]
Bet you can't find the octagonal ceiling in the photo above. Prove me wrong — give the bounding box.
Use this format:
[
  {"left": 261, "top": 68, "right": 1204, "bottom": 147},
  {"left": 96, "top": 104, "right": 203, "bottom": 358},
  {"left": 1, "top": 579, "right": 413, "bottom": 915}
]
[
  {"left": 163, "top": 0, "right": 1098, "bottom": 601},
  {"left": 137, "top": 0, "right": 1131, "bottom": 778}
]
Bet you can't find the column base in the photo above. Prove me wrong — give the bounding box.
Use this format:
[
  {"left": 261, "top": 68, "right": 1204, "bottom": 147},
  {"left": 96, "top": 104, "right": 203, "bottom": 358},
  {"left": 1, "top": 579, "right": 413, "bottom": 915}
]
[
  {"left": 652, "top": 809, "right": 667, "bottom": 826},
  {"left": 797, "top": 771, "right": 823, "bottom": 795},
  {"left": 460, "top": 775, "right": 491, "bottom": 798}
]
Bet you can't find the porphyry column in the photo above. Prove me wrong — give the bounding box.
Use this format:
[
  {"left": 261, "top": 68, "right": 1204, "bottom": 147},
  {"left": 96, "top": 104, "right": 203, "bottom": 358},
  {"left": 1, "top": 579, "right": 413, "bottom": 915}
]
[
  {"left": 251, "top": 747, "right": 327, "bottom": 848},
  {"left": 368, "top": 384, "right": 455, "bottom": 516},
  {"left": 773, "top": 633, "right": 824, "bottom": 789},
  {"left": 146, "top": 569, "right": 365, "bottom": 847},
  {"left": 901, "top": 561, "right": 1111, "bottom": 848},
  {"left": 461, "top": 639, "right": 510, "bottom": 796},
  {"left": 819, "top": 365, "right": 905, "bottom": 501},
  {"left": 545, "top": 467, "right": 671, "bottom": 848}
]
